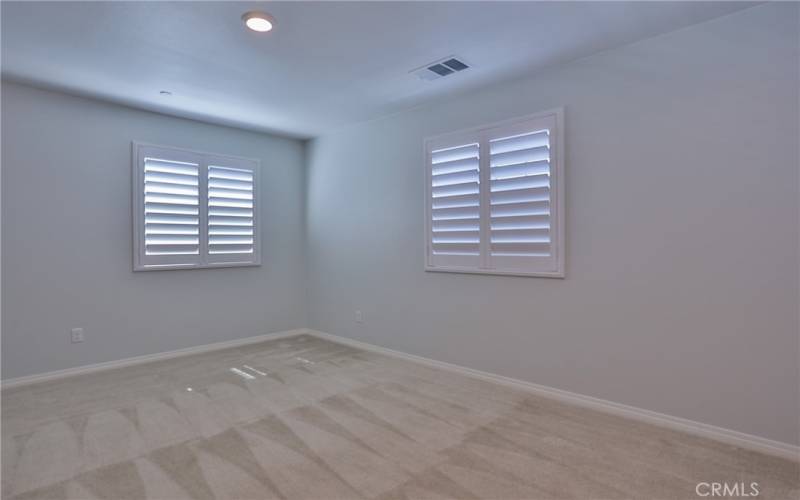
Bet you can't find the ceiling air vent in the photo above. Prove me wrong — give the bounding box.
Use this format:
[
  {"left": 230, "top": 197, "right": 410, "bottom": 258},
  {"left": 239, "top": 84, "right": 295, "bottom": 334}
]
[{"left": 411, "top": 56, "right": 470, "bottom": 81}]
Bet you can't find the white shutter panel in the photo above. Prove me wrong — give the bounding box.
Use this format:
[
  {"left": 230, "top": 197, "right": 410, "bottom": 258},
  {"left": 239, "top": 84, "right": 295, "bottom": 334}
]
[
  {"left": 489, "top": 130, "right": 550, "bottom": 256},
  {"left": 427, "top": 141, "right": 481, "bottom": 269},
  {"left": 144, "top": 158, "right": 201, "bottom": 256},
  {"left": 134, "top": 145, "right": 203, "bottom": 269},
  {"left": 487, "top": 116, "right": 560, "bottom": 274},
  {"left": 207, "top": 158, "right": 260, "bottom": 265}
]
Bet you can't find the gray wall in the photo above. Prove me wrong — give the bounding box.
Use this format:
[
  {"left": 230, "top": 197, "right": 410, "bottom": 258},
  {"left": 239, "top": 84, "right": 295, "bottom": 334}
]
[
  {"left": 1, "top": 82, "right": 307, "bottom": 379},
  {"left": 306, "top": 4, "right": 800, "bottom": 445}
]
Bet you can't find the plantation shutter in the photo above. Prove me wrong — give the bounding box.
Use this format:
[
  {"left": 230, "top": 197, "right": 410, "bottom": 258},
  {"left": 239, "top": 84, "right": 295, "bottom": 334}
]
[
  {"left": 425, "top": 110, "right": 563, "bottom": 277},
  {"left": 136, "top": 147, "right": 202, "bottom": 269},
  {"left": 133, "top": 143, "right": 260, "bottom": 270},
  {"left": 428, "top": 141, "right": 481, "bottom": 269},
  {"left": 488, "top": 125, "right": 557, "bottom": 273},
  {"left": 207, "top": 159, "right": 259, "bottom": 265}
]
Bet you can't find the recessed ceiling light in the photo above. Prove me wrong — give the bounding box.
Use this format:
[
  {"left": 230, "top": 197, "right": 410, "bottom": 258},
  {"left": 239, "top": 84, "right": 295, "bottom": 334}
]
[{"left": 242, "top": 11, "right": 275, "bottom": 33}]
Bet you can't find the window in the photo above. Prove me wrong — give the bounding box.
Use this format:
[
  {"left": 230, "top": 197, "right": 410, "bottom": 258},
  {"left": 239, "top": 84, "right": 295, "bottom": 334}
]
[
  {"left": 132, "top": 142, "right": 260, "bottom": 271},
  {"left": 424, "top": 109, "right": 564, "bottom": 277}
]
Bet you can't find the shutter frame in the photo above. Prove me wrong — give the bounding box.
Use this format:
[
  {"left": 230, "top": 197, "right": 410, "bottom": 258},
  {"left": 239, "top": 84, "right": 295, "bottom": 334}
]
[
  {"left": 423, "top": 108, "right": 565, "bottom": 278},
  {"left": 132, "top": 142, "right": 261, "bottom": 271}
]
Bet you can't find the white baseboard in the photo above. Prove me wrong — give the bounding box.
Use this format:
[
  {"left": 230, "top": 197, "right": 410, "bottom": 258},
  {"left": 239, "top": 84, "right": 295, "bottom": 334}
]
[
  {"left": 3, "top": 326, "right": 796, "bottom": 461},
  {"left": 305, "top": 329, "right": 800, "bottom": 462},
  {"left": 1, "top": 328, "right": 308, "bottom": 390}
]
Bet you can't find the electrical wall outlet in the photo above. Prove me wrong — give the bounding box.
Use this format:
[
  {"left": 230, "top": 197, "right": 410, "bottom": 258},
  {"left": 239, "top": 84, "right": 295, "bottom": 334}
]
[
  {"left": 355, "top": 310, "right": 363, "bottom": 323},
  {"left": 70, "top": 328, "right": 84, "bottom": 343}
]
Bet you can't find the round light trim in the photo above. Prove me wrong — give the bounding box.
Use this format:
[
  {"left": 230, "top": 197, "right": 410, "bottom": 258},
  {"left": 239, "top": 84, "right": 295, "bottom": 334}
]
[{"left": 242, "top": 11, "right": 274, "bottom": 32}]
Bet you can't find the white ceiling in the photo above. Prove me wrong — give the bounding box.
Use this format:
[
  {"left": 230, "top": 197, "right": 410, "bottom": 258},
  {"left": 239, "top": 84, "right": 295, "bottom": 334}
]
[{"left": 1, "top": 1, "right": 754, "bottom": 139}]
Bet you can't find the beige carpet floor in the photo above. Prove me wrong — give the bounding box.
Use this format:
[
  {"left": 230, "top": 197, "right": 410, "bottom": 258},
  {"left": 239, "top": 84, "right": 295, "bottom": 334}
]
[{"left": 2, "top": 334, "right": 798, "bottom": 500}]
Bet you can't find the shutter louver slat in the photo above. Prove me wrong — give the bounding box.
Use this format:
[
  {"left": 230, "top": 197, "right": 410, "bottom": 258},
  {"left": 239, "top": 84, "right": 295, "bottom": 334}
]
[
  {"left": 208, "top": 165, "right": 255, "bottom": 257},
  {"left": 432, "top": 206, "right": 480, "bottom": 220},
  {"left": 491, "top": 228, "right": 550, "bottom": 243},
  {"left": 491, "top": 242, "right": 551, "bottom": 256},
  {"left": 208, "top": 199, "right": 253, "bottom": 208},
  {"left": 432, "top": 193, "right": 480, "bottom": 209},
  {"left": 490, "top": 160, "right": 549, "bottom": 180},
  {"left": 431, "top": 231, "right": 480, "bottom": 243},
  {"left": 145, "top": 193, "right": 199, "bottom": 206},
  {"left": 143, "top": 157, "right": 200, "bottom": 257},
  {"left": 208, "top": 178, "right": 253, "bottom": 191},
  {"left": 432, "top": 243, "right": 480, "bottom": 255},
  {"left": 432, "top": 181, "right": 480, "bottom": 198},
  {"left": 145, "top": 244, "right": 202, "bottom": 256},
  {"left": 207, "top": 235, "right": 254, "bottom": 244},
  {"left": 490, "top": 214, "right": 550, "bottom": 230},
  {"left": 208, "top": 167, "right": 252, "bottom": 182},
  {"left": 490, "top": 145, "right": 549, "bottom": 167},
  {"left": 144, "top": 172, "right": 199, "bottom": 186},
  {"left": 145, "top": 203, "right": 199, "bottom": 215},
  {"left": 209, "top": 228, "right": 253, "bottom": 236},
  {"left": 144, "top": 182, "right": 199, "bottom": 196},
  {"left": 432, "top": 170, "right": 479, "bottom": 187},
  {"left": 208, "top": 188, "right": 253, "bottom": 200},
  {"left": 208, "top": 207, "right": 253, "bottom": 217},
  {"left": 491, "top": 200, "right": 549, "bottom": 217},
  {"left": 145, "top": 215, "right": 199, "bottom": 225},
  {"left": 433, "top": 219, "right": 481, "bottom": 232},
  {"left": 208, "top": 216, "right": 254, "bottom": 226},
  {"left": 209, "top": 244, "right": 254, "bottom": 254},
  {"left": 145, "top": 224, "right": 199, "bottom": 235},
  {"left": 431, "top": 157, "right": 479, "bottom": 176},
  {"left": 490, "top": 174, "right": 549, "bottom": 192},
  {"left": 144, "top": 160, "right": 198, "bottom": 176},
  {"left": 431, "top": 144, "right": 479, "bottom": 163},
  {"left": 489, "top": 130, "right": 552, "bottom": 258},
  {"left": 490, "top": 186, "right": 550, "bottom": 205},
  {"left": 146, "top": 235, "right": 200, "bottom": 245},
  {"left": 489, "top": 131, "right": 549, "bottom": 154}
]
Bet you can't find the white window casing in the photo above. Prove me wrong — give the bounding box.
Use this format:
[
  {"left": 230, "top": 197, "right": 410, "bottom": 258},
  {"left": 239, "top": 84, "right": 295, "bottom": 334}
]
[
  {"left": 132, "top": 142, "right": 261, "bottom": 271},
  {"left": 424, "top": 109, "right": 564, "bottom": 277}
]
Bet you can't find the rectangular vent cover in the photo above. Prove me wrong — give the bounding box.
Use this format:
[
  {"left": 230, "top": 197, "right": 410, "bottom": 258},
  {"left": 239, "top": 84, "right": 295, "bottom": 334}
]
[{"left": 412, "top": 56, "right": 470, "bottom": 81}]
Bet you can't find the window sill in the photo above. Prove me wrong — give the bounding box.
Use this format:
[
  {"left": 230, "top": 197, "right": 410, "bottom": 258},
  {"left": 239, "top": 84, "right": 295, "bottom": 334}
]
[
  {"left": 424, "top": 265, "right": 564, "bottom": 279},
  {"left": 133, "top": 262, "right": 261, "bottom": 272}
]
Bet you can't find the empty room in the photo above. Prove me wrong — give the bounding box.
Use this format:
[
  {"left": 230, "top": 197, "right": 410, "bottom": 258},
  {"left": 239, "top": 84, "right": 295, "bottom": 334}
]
[{"left": 1, "top": 1, "right": 798, "bottom": 499}]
